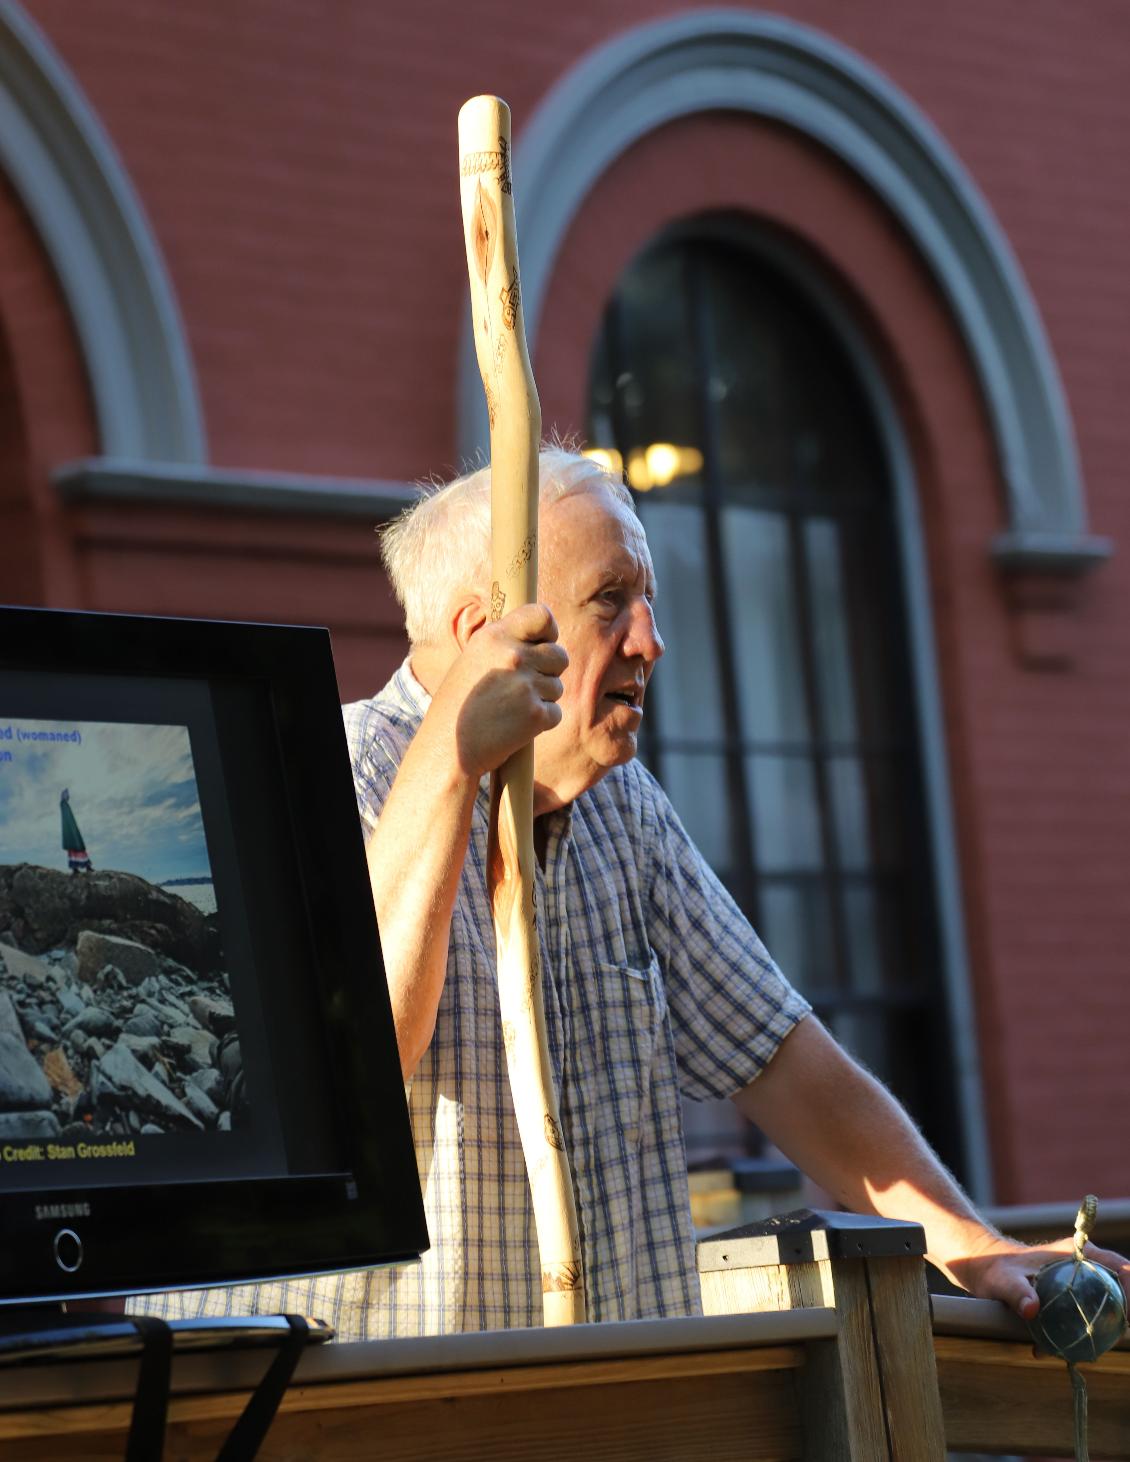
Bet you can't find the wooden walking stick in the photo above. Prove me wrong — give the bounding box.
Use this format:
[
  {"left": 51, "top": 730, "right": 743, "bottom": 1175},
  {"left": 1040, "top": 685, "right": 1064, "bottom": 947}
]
[{"left": 457, "top": 95, "right": 586, "bottom": 1325}]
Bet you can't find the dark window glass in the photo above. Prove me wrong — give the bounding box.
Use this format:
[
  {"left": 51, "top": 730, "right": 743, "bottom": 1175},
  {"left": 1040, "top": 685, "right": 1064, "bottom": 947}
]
[{"left": 586, "top": 232, "right": 959, "bottom": 1180}]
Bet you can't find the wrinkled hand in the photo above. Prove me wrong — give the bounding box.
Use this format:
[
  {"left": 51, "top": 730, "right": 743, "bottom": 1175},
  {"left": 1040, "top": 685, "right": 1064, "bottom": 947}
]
[
  {"left": 432, "top": 603, "right": 568, "bottom": 780},
  {"left": 948, "top": 1230, "right": 1130, "bottom": 1322}
]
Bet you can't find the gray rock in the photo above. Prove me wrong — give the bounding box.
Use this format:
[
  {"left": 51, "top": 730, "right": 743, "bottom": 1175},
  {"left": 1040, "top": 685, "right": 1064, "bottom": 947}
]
[
  {"left": 188, "top": 1067, "right": 225, "bottom": 1105},
  {"left": 188, "top": 995, "right": 236, "bottom": 1036},
  {"left": 47, "top": 950, "right": 79, "bottom": 983},
  {"left": 122, "top": 1007, "right": 164, "bottom": 1039},
  {"left": 165, "top": 1025, "right": 217, "bottom": 1072},
  {"left": 93, "top": 1040, "right": 203, "bottom": 1130},
  {"left": 181, "top": 1082, "right": 218, "bottom": 1126},
  {"left": 0, "top": 943, "right": 49, "bottom": 987},
  {"left": 57, "top": 987, "right": 88, "bottom": 1021},
  {"left": 76, "top": 931, "right": 158, "bottom": 989},
  {"left": 218, "top": 1034, "right": 242, "bottom": 1085},
  {"left": 217, "top": 1111, "right": 232, "bottom": 1132},
  {"left": 140, "top": 997, "right": 188, "bottom": 1027},
  {"left": 0, "top": 1110, "right": 60, "bottom": 1139},
  {"left": 25, "top": 1015, "right": 59, "bottom": 1044},
  {"left": 0, "top": 1032, "right": 53, "bottom": 1110},
  {"left": 121, "top": 1034, "right": 162, "bottom": 1064},
  {"left": 140, "top": 1123, "right": 164, "bottom": 1135},
  {"left": 0, "top": 991, "right": 24, "bottom": 1039},
  {"left": 157, "top": 961, "right": 196, "bottom": 993},
  {"left": 95, "top": 963, "right": 127, "bottom": 991},
  {"left": 63, "top": 1006, "right": 119, "bottom": 1039}
]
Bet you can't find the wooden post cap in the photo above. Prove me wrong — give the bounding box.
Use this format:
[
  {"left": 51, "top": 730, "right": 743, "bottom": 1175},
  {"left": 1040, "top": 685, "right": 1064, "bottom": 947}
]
[{"left": 696, "top": 1207, "right": 926, "bottom": 1273}]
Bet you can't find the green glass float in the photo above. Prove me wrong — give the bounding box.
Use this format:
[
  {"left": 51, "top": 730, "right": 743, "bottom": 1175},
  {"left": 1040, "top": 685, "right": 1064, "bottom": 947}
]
[{"left": 1026, "top": 1196, "right": 1127, "bottom": 1462}]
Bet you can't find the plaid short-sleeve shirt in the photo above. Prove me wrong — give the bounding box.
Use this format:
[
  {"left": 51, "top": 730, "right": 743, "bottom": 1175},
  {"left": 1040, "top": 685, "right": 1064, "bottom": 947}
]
[{"left": 133, "top": 661, "right": 809, "bottom": 1338}]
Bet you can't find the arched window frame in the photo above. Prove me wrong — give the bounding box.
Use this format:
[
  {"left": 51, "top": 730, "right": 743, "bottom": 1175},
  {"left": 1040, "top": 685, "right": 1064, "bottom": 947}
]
[
  {"left": 457, "top": 8, "right": 1110, "bottom": 578},
  {"left": 0, "top": 2, "right": 206, "bottom": 463}
]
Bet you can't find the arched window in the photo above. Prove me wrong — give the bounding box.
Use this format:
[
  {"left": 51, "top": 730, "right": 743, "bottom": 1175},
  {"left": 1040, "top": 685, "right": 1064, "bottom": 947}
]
[{"left": 587, "top": 230, "right": 960, "bottom": 1176}]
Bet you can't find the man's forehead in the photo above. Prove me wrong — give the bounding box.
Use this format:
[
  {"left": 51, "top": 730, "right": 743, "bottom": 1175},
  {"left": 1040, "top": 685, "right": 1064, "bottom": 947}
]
[{"left": 542, "top": 488, "right": 653, "bottom": 581}]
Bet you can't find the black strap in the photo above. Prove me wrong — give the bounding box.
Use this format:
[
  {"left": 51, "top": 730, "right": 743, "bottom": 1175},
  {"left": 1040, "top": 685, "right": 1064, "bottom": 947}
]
[
  {"left": 126, "top": 1316, "right": 173, "bottom": 1462},
  {"left": 214, "top": 1314, "right": 311, "bottom": 1462}
]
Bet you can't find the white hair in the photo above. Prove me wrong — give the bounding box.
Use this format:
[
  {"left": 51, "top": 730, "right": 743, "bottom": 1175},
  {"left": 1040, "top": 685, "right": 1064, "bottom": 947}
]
[{"left": 380, "top": 448, "right": 634, "bottom": 647}]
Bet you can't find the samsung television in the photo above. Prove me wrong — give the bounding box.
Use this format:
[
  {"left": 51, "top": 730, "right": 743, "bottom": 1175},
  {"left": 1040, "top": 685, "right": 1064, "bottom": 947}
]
[{"left": 0, "top": 605, "right": 427, "bottom": 1305}]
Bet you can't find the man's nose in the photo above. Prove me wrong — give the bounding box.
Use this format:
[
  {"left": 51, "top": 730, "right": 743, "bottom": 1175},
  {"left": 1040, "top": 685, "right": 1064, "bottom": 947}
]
[{"left": 624, "top": 600, "right": 665, "bottom": 664}]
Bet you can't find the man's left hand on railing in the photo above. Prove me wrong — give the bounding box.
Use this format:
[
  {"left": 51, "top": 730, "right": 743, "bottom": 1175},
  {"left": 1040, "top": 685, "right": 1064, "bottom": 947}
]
[{"left": 947, "top": 1231, "right": 1130, "bottom": 1323}]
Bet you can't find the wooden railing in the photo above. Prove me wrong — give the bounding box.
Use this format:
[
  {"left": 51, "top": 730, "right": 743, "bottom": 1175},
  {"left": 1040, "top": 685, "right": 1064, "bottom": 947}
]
[{"left": 0, "top": 1209, "right": 1127, "bottom": 1459}]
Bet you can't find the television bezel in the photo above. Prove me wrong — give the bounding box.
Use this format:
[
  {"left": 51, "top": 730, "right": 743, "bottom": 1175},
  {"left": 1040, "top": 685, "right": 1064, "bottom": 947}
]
[{"left": 0, "top": 604, "right": 427, "bottom": 1304}]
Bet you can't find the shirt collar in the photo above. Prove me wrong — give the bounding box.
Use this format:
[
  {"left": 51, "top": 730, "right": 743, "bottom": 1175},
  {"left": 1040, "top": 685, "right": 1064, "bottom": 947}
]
[{"left": 390, "top": 656, "right": 433, "bottom": 719}]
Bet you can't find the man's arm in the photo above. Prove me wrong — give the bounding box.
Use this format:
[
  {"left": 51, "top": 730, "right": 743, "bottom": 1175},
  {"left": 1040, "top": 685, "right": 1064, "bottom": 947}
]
[
  {"left": 733, "top": 1015, "right": 1130, "bottom": 1318},
  {"left": 365, "top": 604, "right": 565, "bottom": 1078}
]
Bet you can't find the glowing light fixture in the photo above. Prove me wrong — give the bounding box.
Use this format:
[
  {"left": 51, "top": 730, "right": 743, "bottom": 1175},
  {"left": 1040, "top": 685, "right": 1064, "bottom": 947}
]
[
  {"left": 581, "top": 446, "right": 624, "bottom": 476},
  {"left": 583, "top": 443, "right": 703, "bottom": 491}
]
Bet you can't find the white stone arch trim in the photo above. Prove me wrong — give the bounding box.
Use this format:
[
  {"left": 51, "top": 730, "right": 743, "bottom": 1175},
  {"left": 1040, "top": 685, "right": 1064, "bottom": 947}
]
[
  {"left": 0, "top": 1, "right": 206, "bottom": 463},
  {"left": 456, "top": 9, "right": 1109, "bottom": 573}
]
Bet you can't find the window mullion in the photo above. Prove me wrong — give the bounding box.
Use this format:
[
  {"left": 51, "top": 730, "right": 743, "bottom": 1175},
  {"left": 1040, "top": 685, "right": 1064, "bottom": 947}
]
[
  {"left": 789, "top": 513, "right": 854, "bottom": 998},
  {"left": 685, "top": 244, "right": 761, "bottom": 926}
]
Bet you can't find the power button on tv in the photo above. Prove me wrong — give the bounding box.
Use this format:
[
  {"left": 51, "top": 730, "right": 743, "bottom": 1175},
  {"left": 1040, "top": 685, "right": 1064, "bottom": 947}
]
[{"left": 53, "top": 1228, "right": 83, "bottom": 1273}]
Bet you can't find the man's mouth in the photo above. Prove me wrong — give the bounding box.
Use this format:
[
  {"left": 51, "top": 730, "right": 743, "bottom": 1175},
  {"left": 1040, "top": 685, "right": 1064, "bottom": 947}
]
[{"left": 604, "top": 685, "right": 643, "bottom": 710}]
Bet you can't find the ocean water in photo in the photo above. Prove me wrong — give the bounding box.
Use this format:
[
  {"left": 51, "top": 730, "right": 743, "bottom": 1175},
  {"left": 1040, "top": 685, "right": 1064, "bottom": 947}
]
[{"left": 165, "top": 881, "right": 217, "bottom": 916}]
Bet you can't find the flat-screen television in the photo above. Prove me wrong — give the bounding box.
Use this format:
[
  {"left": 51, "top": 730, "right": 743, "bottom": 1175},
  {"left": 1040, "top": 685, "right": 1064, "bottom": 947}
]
[{"left": 0, "top": 605, "right": 427, "bottom": 1305}]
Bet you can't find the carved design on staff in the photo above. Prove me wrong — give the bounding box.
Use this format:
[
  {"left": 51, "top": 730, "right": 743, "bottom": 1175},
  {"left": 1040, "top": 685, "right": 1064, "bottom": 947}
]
[
  {"left": 543, "top": 1260, "right": 583, "bottom": 1293},
  {"left": 500, "top": 267, "right": 520, "bottom": 329},
  {"left": 459, "top": 136, "right": 512, "bottom": 195},
  {"left": 470, "top": 183, "right": 496, "bottom": 288},
  {"left": 490, "top": 581, "right": 506, "bottom": 622},
  {"left": 544, "top": 1112, "right": 565, "bottom": 1150},
  {"left": 506, "top": 534, "right": 535, "bottom": 581}
]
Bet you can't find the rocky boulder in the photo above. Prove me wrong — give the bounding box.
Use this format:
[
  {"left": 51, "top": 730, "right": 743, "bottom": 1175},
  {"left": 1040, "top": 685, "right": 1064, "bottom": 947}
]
[
  {"left": 0, "top": 865, "right": 220, "bottom": 972},
  {"left": 0, "top": 1032, "right": 53, "bottom": 1110},
  {"left": 76, "top": 932, "right": 158, "bottom": 988},
  {"left": 0, "top": 943, "right": 49, "bottom": 987},
  {"left": 0, "top": 990, "right": 23, "bottom": 1039},
  {"left": 92, "top": 1039, "right": 203, "bottom": 1131}
]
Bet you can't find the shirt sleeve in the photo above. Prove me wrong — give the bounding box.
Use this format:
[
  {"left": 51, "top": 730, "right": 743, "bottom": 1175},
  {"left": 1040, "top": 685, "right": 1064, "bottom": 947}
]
[
  {"left": 341, "top": 699, "right": 411, "bottom": 837},
  {"left": 638, "top": 765, "right": 811, "bottom": 1102}
]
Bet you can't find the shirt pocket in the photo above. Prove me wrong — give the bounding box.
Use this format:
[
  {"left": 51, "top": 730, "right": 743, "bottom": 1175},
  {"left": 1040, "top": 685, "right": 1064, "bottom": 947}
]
[{"left": 587, "top": 951, "right": 666, "bottom": 1152}]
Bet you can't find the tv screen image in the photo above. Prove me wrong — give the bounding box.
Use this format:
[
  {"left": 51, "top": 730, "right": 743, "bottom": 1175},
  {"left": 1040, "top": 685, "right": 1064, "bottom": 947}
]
[
  {"left": 0, "top": 716, "right": 263, "bottom": 1177},
  {"left": 0, "top": 607, "right": 427, "bottom": 1306}
]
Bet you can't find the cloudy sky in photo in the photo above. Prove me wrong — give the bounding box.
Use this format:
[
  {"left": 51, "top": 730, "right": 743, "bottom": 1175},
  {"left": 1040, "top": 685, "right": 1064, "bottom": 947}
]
[{"left": 0, "top": 719, "right": 212, "bottom": 883}]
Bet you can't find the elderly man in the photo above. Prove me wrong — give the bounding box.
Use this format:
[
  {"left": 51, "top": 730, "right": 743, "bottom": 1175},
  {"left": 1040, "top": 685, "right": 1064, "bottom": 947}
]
[
  {"left": 346, "top": 446, "right": 1130, "bottom": 1336},
  {"left": 140, "top": 448, "right": 1128, "bottom": 1338}
]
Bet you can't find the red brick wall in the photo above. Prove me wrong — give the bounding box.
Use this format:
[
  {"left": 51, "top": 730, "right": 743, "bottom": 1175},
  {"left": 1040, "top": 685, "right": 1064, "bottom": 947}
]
[
  {"left": 4, "top": 0, "right": 1129, "bottom": 1204},
  {"left": 0, "top": 169, "right": 95, "bottom": 606}
]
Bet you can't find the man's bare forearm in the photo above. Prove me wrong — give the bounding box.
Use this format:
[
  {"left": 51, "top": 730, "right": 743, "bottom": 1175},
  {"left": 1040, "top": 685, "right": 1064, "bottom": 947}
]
[
  {"left": 366, "top": 723, "right": 479, "bottom": 1078},
  {"left": 733, "top": 1015, "right": 1130, "bottom": 1316},
  {"left": 732, "top": 1016, "right": 995, "bottom": 1282}
]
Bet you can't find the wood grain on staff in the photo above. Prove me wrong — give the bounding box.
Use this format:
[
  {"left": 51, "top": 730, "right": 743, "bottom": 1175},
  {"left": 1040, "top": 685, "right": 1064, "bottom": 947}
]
[{"left": 457, "top": 94, "right": 586, "bottom": 1326}]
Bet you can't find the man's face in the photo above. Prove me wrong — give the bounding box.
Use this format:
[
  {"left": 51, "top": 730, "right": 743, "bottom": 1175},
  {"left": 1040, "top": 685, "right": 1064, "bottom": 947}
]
[{"left": 533, "top": 486, "right": 664, "bottom": 811}]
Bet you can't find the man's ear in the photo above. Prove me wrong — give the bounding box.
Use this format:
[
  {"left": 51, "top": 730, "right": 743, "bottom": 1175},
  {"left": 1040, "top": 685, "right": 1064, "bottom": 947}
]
[{"left": 451, "top": 594, "right": 488, "bottom": 651}]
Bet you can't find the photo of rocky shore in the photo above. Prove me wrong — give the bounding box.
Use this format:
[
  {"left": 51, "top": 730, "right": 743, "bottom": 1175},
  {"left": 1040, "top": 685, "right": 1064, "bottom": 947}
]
[{"left": 0, "top": 863, "right": 247, "bottom": 1144}]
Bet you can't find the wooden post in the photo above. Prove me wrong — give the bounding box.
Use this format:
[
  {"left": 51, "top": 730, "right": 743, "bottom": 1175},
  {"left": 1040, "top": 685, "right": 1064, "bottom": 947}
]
[{"left": 698, "top": 1209, "right": 947, "bottom": 1462}]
